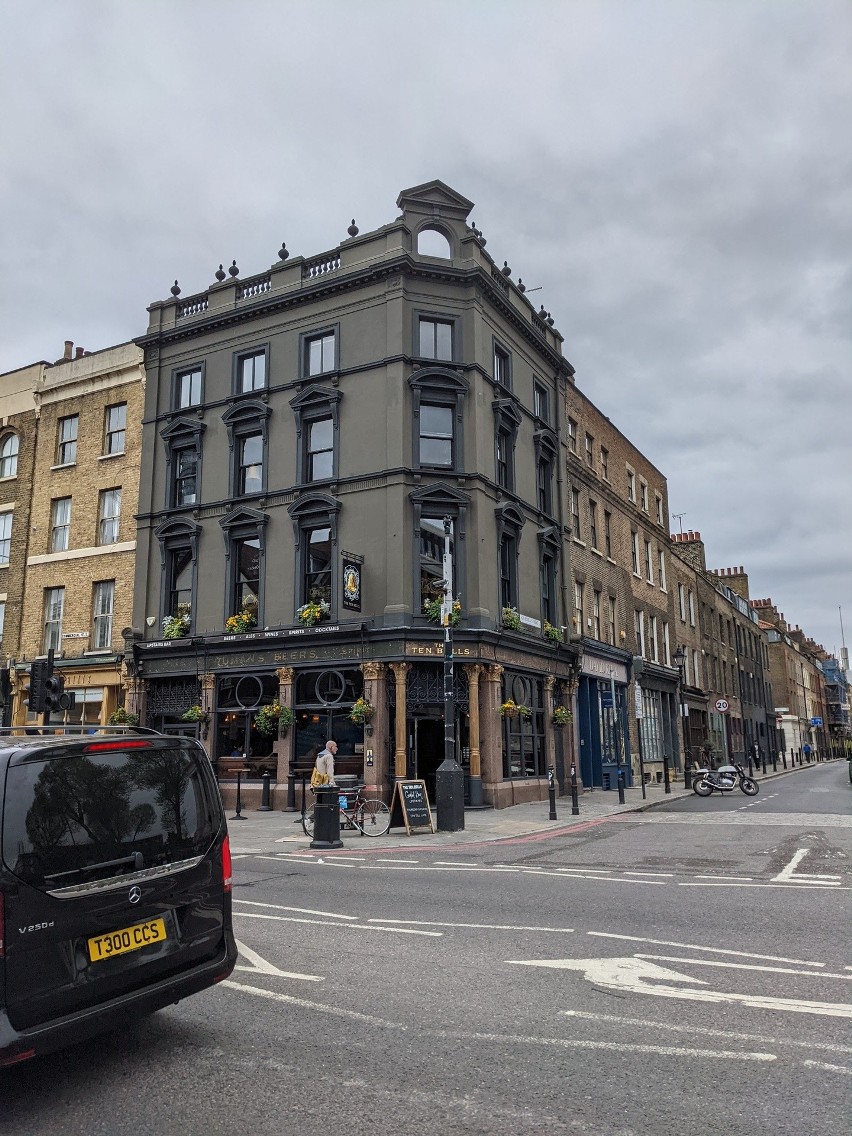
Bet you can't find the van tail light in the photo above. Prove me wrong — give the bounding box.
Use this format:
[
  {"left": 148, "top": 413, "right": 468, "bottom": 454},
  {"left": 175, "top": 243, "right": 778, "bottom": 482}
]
[
  {"left": 222, "top": 835, "right": 232, "bottom": 893},
  {"left": 0, "top": 889, "right": 4, "bottom": 958}
]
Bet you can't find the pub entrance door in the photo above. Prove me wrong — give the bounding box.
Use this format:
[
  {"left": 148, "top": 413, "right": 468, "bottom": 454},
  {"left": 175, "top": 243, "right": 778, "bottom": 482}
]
[{"left": 410, "top": 713, "right": 443, "bottom": 803}]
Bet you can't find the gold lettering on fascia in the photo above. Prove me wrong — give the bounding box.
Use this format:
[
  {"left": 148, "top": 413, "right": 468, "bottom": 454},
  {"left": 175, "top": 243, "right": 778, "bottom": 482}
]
[{"left": 407, "top": 643, "right": 475, "bottom": 657}]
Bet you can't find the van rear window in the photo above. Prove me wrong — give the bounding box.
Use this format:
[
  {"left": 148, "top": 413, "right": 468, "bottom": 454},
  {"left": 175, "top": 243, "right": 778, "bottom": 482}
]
[{"left": 2, "top": 746, "right": 217, "bottom": 890}]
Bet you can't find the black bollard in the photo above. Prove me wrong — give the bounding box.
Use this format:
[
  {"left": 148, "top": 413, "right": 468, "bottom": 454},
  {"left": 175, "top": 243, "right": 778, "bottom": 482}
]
[
  {"left": 617, "top": 769, "right": 625, "bottom": 804},
  {"left": 570, "top": 763, "right": 580, "bottom": 816},
  {"left": 231, "top": 767, "right": 247, "bottom": 820},
  {"left": 662, "top": 754, "right": 671, "bottom": 794},
  {"left": 286, "top": 764, "right": 296, "bottom": 811},
  {"left": 258, "top": 771, "right": 272, "bottom": 812},
  {"left": 782, "top": 750, "right": 787, "bottom": 769},
  {"left": 548, "top": 766, "right": 557, "bottom": 821},
  {"left": 772, "top": 752, "right": 777, "bottom": 772},
  {"left": 747, "top": 754, "right": 754, "bottom": 776},
  {"left": 684, "top": 761, "right": 692, "bottom": 791},
  {"left": 761, "top": 752, "right": 767, "bottom": 774}
]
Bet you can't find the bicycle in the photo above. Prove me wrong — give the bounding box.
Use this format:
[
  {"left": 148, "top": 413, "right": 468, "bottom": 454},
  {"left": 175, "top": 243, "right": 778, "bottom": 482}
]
[{"left": 301, "top": 783, "right": 391, "bottom": 838}]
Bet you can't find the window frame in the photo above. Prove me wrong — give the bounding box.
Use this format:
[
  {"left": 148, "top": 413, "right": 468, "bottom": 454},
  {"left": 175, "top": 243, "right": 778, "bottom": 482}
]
[
  {"left": 493, "top": 398, "right": 521, "bottom": 493},
  {"left": 626, "top": 466, "right": 636, "bottom": 503},
  {"left": 533, "top": 381, "right": 550, "bottom": 424},
  {"left": 589, "top": 500, "right": 599, "bottom": 551},
  {"left": 43, "top": 586, "right": 65, "bottom": 653},
  {"left": 221, "top": 506, "right": 269, "bottom": 625},
  {"left": 492, "top": 340, "right": 512, "bottom": 389},
  {"left": 415, "top": 312, "right": 458, "bottom": 363},
  {"left": 533, "top": 428, "right": 557, "bottom": 518},
  {"left": 290, "top": 385, "right": 343, "bottom": 485},
  {"left": 584, "top": 432, "right": 594, "bottom": 468},
  {"left": 631, "top": 531, "right": 640, "bottom": 575},
  {"left": 301, "top": 327, "right": 338, "bottom": 379},
  {"left": 56, "top": 414, "right": 79, "bottom": 466},
  {"left": 604, "top": 510, "right": 613, "bottom": 558},
  {"left": 600, "top": 446, "right": 609, "bottom": 482},
  {"left": 538, "top": 527, "right": 560, "bottom": 628},
  {"left": 92, "top": 579, "right": 115, "bottom": 650},
  {"left": 97, "top": 487, "right": 122, "bottom": 546},
  {"left": 172, "top": 364, "right": 204, "bottom": 410},
  {"left": 161, "top": 416, "right": 206, "bottom": 510},
  {"left": 566, "top": 417, "right": 578, "bottom": 455},
  {"left": 103, "top": 402, "right": 127, "bottom": 456},
  {"left": 50, "top": 496, "right": 72, "bottom": 553},
  {"left": 222, "top": 399, "right": 271, "bottom": 500},
  {"left": 155, "top": 517, "right": 201, "bottom": 631},
  {"left": 570, "top": 487, "right": 581, "bottom": 541},
  {"left": 0, "top": 432, "right": 19, "bottom": 478},
  {"left": 409, "top": 367, "right": 468, "bottom": 474},
  {"left": 288, "top": 492, "right": 340, "bottom": 618},
  {"left": 233, "top": 345, "right": 269, "bottom": 395},
  {"left": 496, "top": 502, "right": 524, "bottom": 614},
  {"left": 0, "top": 511, "right": 11, "bottom": 566}
]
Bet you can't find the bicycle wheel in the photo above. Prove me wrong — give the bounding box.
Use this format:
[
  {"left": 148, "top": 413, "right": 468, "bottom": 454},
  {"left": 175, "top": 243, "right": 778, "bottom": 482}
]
[
  {"left": 301, "top": 809, "right": 315, "bottom": 837},
  {"left": 355, "top": 799, "right": 391, "bottom": 836}
]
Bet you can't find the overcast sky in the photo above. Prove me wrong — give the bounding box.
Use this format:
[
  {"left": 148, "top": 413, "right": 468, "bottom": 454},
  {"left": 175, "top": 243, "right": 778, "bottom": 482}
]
[{"left": 1, "top": 1, "right": 849, "bottom": 655}]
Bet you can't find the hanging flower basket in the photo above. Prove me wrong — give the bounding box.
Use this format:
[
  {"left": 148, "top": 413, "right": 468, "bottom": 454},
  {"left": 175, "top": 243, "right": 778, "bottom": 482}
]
[
  {"left": 162, "top": 602, "right": 191, "bottom": 639},
  {"left": 254, "top": 703, "right": 294, "bottom": 737},
  {"left": 181, "top": 705, "right": 210, "bottom": 724},
  {"left": 500, "top": 699, "right": 531, "bottom": 720},
  {"left": 423, "top": 596, "right": 461, "bottom": 626},
  {"left": 552, "top": 705, "right": 573, "bottom": 728},
  {"left": 297, "top": 599, "right": 330, "bottom": 626},
  {"left": 349, "top": 697, "right": 375, "bottom": 726},
  {"left": 225, "top": 607, "right": 257, "bottom": 634},
  {"left": 543, "top": 621, "right": 563, "bottom": 644},
  {"left": 108, "top": 707, "right": 139, "bottom": 726},
  {"left": 501, "top": 607, "right": 522, "bottom": 632}
]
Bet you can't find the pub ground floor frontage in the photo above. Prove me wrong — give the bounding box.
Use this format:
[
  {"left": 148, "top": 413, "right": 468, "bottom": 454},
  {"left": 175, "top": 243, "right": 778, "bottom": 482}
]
[{"left": 128, "top": 621, "right": 582, "bottom": 811}]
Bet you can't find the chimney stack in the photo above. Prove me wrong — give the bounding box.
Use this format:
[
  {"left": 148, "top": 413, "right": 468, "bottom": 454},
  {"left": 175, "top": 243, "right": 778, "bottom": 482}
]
[{"left": 63, "top": 340, "right": 74, "bottom": 360}]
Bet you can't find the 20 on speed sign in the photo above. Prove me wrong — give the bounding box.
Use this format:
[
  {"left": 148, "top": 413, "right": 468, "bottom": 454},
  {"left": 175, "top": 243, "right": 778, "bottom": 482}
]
[{"left": 714, "top": 698, "right": 729, "bottom": 713}]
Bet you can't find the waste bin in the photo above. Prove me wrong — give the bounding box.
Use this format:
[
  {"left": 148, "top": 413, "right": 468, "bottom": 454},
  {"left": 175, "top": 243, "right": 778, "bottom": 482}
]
[{"left": 310, "top": 785, "right": 343, "bottom": 849}]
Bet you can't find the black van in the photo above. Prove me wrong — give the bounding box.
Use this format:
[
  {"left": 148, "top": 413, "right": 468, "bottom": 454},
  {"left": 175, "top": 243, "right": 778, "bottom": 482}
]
[{"left": 0, "top": 729, "right": 237, "bottom": 1067}]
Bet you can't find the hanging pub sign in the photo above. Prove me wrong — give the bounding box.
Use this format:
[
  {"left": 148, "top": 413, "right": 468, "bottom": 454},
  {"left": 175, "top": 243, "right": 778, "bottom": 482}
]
[{"left": 341, "top": 551, "right": 363, "bottom": 612}]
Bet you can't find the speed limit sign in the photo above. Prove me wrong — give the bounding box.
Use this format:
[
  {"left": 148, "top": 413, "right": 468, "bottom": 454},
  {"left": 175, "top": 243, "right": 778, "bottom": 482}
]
[{"left": 714, "top": 698, "right": 729, "bottom": 713}]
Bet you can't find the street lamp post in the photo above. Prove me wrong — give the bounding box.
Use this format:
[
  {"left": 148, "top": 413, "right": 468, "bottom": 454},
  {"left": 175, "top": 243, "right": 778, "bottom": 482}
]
[
  {"left": 435, "top": 516, "right": 464, "bottom": 832},
  {"left": 673, "top": 645, "right": 691, "bottom": 789}
]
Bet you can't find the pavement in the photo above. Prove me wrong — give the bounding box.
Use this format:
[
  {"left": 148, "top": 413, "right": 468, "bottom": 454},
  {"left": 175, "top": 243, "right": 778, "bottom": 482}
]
[{"left": 226, "top": 757, "right": 830, "bottom": 855}]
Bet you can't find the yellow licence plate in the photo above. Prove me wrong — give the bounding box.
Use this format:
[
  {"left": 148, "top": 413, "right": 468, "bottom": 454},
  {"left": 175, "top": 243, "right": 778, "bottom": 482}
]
[{"left": 88, "top": 917, "right": 167, "bottom": 963}]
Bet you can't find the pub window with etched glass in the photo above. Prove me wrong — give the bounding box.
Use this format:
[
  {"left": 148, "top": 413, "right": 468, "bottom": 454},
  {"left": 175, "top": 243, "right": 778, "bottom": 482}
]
[
  {"left": 92, "top": 580, "right": 115, "bottom": 650},
  {"left": 502, "top": 674, "right": 546, "bottom": 779}
]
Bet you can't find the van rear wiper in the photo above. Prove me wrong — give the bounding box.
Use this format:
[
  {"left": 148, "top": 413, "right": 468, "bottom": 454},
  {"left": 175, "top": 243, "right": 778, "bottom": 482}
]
[{"left": 45, "top": 850, "right": 144, "bottom": 883}]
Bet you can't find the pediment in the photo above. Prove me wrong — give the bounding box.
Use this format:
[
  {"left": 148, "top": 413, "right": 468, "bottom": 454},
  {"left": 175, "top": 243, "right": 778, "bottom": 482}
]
[{"left": 396, "top": 180, "right": 474, "bottom": 221}]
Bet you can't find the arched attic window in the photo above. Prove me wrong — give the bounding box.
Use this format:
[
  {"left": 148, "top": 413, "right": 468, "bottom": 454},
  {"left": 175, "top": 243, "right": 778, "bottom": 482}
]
[{"left": 416, "top": 227, "right": 453, "bottom": 259}]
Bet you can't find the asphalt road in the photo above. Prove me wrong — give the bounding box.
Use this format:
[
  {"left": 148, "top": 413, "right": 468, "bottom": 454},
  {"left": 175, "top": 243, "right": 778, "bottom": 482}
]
[{"left": 3, "top": 761, "right": 849, "bottom": 1136}]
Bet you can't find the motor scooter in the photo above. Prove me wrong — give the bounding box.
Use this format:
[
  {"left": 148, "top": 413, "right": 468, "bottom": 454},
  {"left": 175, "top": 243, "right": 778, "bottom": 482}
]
[{"left": 692, "top": 761, "right": 758, "bottom": 797}]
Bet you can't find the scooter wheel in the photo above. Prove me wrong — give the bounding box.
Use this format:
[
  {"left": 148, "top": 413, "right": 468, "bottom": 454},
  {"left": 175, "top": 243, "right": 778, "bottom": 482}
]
[
  {"left": 740, "top": 778, "right": 759, "bottom": 796},
  {"left": 693, "top": 777, "right": 713, "bottom": 797}
]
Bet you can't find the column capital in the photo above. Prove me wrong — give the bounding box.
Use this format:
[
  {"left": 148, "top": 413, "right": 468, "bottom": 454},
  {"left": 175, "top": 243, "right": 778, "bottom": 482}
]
[
  {"left": 485, "top": 663, "right": 504, "bottom": 682},
  {"left": 463, "top": 662, "right": 484, "bottom": 684},
  {"left": 389, "top": 661, "right": 410, "bottom": 681},
  {"left": 361, "top": 661, "right": 385, "bottom": 681},
  {"left": 276, "top": 667, "right": 295, "bottom": 684}
]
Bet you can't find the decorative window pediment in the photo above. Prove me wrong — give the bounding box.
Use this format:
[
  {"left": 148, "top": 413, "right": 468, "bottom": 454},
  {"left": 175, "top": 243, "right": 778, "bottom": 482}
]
[
  {"left": 537, "top": 525, "right": 561, "bottom": 558},
  {"left": 160, "top": 415, "right": 205, "bottom": 446},
  {"left": 533, "top": 427, "right": 558, "bottom": 464}
]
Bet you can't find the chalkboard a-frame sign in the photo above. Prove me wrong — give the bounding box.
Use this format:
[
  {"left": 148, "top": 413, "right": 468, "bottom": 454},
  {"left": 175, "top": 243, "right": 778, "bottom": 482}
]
[{"left": 390, "top": 780, "right": 434, "bottom": 835}]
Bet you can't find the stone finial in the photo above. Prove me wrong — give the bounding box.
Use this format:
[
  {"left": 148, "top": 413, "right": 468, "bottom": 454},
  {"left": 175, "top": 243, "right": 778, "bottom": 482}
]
[
  {"left": 278, "top": 241, "right": 289, "bottom": 261},
  {"left": 215, "top": 264, "right": 226, "bottom": 282},
  {"left": 546, "top": 312, "right": 555, "bottom": 326},
  {"left": 170, "top": 280, "right": 181, "bottom": 297},
  {"left": 539, "top": 305, "right": 547, "bottom": 318},
  {"left": 228, "top": 260, "right": 239, "bottom": 278},
  {"left": 347, "top": 219, "right": 359, "bottom": 237},
  {"left": 517, "top": 278, "right": 526, "bottom": 292},
  {"left": 501, "top": 260, "right": 511, "bottom": 276}
]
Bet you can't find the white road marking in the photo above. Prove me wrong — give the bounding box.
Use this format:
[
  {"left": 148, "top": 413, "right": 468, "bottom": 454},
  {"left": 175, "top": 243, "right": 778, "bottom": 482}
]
[
  {"left": 553, "top": 867, "right": 613, "bottom": 874},
  {"left": 375, "top": 858, "right": 420, "bottom": 864},
  {"left": 508, "top": 955, "right": 852, "bottom": 1019},
  {"left": 694, "top": 875, "right": 754, "bottom": 881},
  {"left": 636, "top": 953, "right": 851, "bottom": 981},
  {"left": 428, "top": 1027, "right": 775, "bottom": 1063},
  {"left": 678, "top": 881, "right": 848, "bottom": 890},
  {"left": 773, "top": 848, "right": 841, "bottom": 884},
  {"left": 234, "top": 899, "right": 358, "bottom": 920},
  {"left": 235, "top": 911, "right": 442, "bottom": 935},
  {"left": 368, "top": 919, "right": 574, "bottom": 933},
  {"left": 222, "top": 979, "right": 405, "bottom": 1028},
  {"left": 586, "top": 931, "right": 825, "bottom": 967},
  {"left": 561, "top": 1009, "right": 852, "bottom": 1055},
  {"left": 803, "top": 1060, "right": 852, "bottom": 1075},
  {"left": 625, "top": 871, "right": 674, "bottom": 878},
  {"left": 234, "top": 939, "right": 324, "bottom": 982},
  {"left": 434, "top": 861, "right": 481, "bottom": 867}
]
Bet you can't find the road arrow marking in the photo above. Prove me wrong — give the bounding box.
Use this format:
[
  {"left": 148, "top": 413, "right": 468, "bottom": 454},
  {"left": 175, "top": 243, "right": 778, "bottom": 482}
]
[
  {"left": 507, "top": 955, "right": 852, "bottom": 1019},
  {"left": 234, "top": 938, "right": 324, "bottom": 982},
  {"left": 772, "top": 847, "right": 841, "bottom": 885}
]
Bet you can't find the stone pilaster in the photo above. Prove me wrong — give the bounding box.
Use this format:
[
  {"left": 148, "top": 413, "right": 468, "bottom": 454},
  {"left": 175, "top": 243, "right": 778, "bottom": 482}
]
[
  {"left": 275, "top": 667, "right": 295, "bottom": 788},
  {"left": 480, "top": 663, "right": 504, "bottom": 800},
  {"left": 388, "top": 662, "right": 409, "bottom": 779},
  {"left": 463, "top": 663, "right": 484, "bottom": 806},
  {"left": 360, "top": 662, "right": 386, "bottom": 792}
]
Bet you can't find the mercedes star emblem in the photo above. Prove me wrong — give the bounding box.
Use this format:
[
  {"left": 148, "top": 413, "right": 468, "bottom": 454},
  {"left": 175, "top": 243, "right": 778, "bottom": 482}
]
[{"left": 128, "top": 885, "right": 142, "bottom": 904}]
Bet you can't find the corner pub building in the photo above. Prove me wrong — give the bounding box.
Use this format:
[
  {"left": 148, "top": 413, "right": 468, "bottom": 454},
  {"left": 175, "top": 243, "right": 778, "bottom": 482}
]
[{"left": 128, "top": 181, "right": 582, "bottom": 809}]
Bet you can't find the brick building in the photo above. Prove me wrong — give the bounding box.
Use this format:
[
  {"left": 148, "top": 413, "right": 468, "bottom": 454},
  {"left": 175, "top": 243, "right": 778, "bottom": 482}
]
[{"left": 0, "top": 341, "right": 145, "bottom": 724}]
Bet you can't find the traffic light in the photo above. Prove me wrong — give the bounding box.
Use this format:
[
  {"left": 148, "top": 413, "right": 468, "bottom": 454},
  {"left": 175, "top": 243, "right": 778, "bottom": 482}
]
[
  {"left": 44, "top": 672, "right": 74, "bottom": 713},
  {"left": 27, "top": 660, "right": 49, "bottom": 712}
]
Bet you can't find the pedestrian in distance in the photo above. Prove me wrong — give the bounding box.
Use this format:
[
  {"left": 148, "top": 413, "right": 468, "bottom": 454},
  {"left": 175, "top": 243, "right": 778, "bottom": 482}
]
[{"left": 311, "top": 739, "right": 338, "bottom": 787}]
